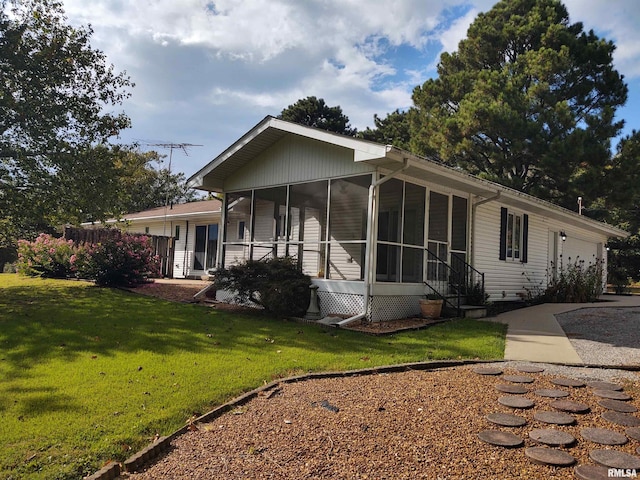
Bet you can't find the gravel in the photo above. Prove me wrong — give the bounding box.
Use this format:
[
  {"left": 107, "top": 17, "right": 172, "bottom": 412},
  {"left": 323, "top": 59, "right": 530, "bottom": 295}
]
[
  {"left": 117, "top": 302, "right": 640, "bottom": 479},
  {"left": 123, "top": 366, "right": 639, "bottom": 480},
  {"left": 555, "top": 307, "right": 640, "bottom": 367}
]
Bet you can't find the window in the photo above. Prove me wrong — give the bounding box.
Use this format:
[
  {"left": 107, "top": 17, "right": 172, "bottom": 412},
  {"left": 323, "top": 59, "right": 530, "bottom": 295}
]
[
  {"left": 194, "top": 224, "right": 218, "bottom": 271},
  {"left": 144, "top": 226, "right": 150, "bottom": 234},
  {"left": 238, "top": 221, "right": 246, "bottom": 240},
  {"left": 175, "top": 225, "right": 180, "bottom": 241},
  {"left": 499, "top": 207, "right": 528, "bottom": 262}
]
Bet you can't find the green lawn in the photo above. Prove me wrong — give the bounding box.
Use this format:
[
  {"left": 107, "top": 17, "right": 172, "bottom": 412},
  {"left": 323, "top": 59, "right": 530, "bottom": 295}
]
[{"left": 0, "top": 274, "right": 505, "bottom": 479}]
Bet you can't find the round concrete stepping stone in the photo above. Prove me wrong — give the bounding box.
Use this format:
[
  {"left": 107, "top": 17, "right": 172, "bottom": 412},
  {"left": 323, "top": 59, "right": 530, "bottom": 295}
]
[
  {"left": 503, "top": 374, "right": 535, "bottom": 384},
  {"left": 574, "top": 464, "right": 613, "bottom": 480},
  {"left": 598, "top": 398, "right": 638, "bottom": 413},
  {"left": 529, "top": 428, "right": 576, "bottom": 446},
  {"left": 626, "top": 427, "right": 640, "bottom": 441},
  {"left": 498, "top": 395, "right": 535, "bottom": 409},
  {"left": 534, "top": 411, "right": 576, "bottom": 425},
  {"left": 487, "top": 412, "right": 527, "bottom": 427},
  {"left": 534, "top": 388, "right": 570, "bottom": 398},
  {"left": 495, "top": 383, "right": 528, "bottom": 394},
  {"left": 525, "top": 446, "right": 575, "bottom": 466},
  {"left": 587, "top": 381, "right": 623, "bottom": 391},
  {"left": 580, "top": 427, "right": 628, "bottom": 445},
  {"left": 550, "top": 399, "right": 590, "bottom": 413},
  {"left": 517, "top": 365, "right": 545, "bottom": 373},
  {"left": 473, "top": 367, "right": 503, "bottom": 375},
  {"left": 477, "top": 430, "right": 524, "bottom": 447},
  {"left": 602, "top": 411, "right": 640, "bottom": 427},
  {"left": 551, "top": 377, "right": 585, "bottom": 388},
  {"left": 590, "top": 449, "right": 640, "bottom": 469},
  {"left": 592, "top": 389, "right": 632, "bottom": 401}
]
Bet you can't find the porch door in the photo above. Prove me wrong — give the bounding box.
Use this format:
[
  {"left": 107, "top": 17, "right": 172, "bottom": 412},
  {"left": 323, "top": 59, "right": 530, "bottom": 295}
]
[
  {"left": 194, "top": 224, "right": 218, "bottom": 271},
  {"left": 427, "top": 192, "right": 449, "bottom": 292},
  {"left": 450, "top": 196, "right": 468, "bottom": 290}
]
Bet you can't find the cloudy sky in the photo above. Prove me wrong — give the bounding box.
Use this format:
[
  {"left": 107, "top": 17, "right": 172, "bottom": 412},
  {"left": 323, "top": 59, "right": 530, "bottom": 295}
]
[{"left": 60, "top": 0, "right": 640, "bottom": 178}]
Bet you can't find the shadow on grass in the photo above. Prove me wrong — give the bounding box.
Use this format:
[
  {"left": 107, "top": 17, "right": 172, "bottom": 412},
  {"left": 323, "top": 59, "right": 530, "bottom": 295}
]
[{"left": 0, "top": 279, "right": 504, "bottom": 377}]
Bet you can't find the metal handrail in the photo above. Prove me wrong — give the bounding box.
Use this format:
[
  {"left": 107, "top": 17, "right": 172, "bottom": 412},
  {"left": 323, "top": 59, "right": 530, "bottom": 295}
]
[{"left": 423, "top": 247, "right": 486, "bottom": 317}]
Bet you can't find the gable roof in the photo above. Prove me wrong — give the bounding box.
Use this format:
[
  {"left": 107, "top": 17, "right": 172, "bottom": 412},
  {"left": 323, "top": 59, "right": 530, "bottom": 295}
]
[{"left": 188, "top": 116, "right": 627, "bottom": 238}]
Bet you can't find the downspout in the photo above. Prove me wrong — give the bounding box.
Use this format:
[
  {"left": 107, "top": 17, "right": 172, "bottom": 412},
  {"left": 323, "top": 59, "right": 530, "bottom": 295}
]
[
  {"left": 335, "top": 158, "right": 410, "bottom": 327},
  {"left": 470, "top": 192, "right": 501, "bottom": 267}
]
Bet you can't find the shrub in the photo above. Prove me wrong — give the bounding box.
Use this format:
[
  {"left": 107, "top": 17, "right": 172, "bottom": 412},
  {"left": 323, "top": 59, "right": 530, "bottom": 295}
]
[
  {"left": 544, "top": 256, "right": 604, "bottom": 303},
  {"left": 16, "top": 234, "right": 77, "bottom": 278},
  {"left": 213, "top": 256, "right": 311, "bottom": 317},
  {"left": 79, "top": 232, "right": 160, "bottom": 287}
]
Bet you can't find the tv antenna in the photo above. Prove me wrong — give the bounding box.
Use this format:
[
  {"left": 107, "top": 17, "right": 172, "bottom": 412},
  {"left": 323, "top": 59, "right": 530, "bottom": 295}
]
[{"left": 138, "top": 141, "right": 203, "bottom": 236}]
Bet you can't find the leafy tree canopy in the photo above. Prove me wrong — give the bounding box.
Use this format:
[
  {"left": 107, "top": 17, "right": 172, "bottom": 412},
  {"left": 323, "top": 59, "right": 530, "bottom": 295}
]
[
  {"left": 278, "top": 96, "right": 356, "bottom": 135},
  {"left": 0, "top": 0, "right": 134, "bottom": 246},
  {"left": 358, "top": 109, "right": 411, "bottom": 150},
  {"left": 410, "top": 0, "right": 628, "bottom": 209}
]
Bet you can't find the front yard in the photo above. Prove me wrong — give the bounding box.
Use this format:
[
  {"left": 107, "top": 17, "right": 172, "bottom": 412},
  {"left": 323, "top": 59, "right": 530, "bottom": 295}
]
[{"left": 0, "top": 274, "right": 505, "bottom": 479}]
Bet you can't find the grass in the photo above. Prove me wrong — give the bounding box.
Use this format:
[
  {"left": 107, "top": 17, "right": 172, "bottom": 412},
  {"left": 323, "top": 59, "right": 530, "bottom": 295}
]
[{"left": 0, "top": 274, "right": 506, "bottom": 479}]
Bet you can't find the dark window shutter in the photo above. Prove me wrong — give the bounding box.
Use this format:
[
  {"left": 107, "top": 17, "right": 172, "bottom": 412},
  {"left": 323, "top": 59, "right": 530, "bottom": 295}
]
[
  {"left": 499, "top": 207, "right": 507, "bottom": 260},
  {"left": 521, "top": 214, "right": 529, "bottom": 263}
]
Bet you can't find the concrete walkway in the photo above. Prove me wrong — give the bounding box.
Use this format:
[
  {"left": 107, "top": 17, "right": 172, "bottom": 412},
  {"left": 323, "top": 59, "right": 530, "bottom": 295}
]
[{"left": 488, "top": 295, "right": 640, "bottom": 364}]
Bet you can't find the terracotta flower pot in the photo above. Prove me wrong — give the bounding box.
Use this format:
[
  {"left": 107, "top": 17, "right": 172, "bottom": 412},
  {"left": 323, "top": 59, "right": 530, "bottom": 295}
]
[{"left": 419, "top": 298, "right": 443, "bottom": 319}]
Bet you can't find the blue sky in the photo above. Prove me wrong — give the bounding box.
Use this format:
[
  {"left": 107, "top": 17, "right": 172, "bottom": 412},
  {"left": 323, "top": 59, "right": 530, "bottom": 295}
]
[{"left": 60, "top": 0, "right": 640, "bottom": 178}]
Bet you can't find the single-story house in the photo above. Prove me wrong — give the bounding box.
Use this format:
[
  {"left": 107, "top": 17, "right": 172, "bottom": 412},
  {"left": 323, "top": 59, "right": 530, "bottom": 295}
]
[
  {"left": 83, "top": 200, "right": 222, "bottom": 279},
  {"left": 187, "top": 116, "right": 627, "bottom": 322}
]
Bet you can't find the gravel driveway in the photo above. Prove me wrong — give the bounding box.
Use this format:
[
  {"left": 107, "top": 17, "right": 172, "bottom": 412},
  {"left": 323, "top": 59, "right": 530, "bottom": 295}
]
[{"left": 556, "top": 306, "right": 640, "bottom": 367}]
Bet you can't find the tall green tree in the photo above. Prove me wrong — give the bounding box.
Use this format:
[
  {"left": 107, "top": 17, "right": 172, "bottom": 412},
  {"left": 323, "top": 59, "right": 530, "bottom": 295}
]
[
  {"left": 278, "top": 96, "right": 356, "bottom": 135},
  {"left": 410, "top": 0, "right": 627, "bottom": 209},
  {"left": 358, "top": 109, "right": 411, "bottom": 150},
  {"left": 0, "top": 0, "right": 133, "bottom": 245}
]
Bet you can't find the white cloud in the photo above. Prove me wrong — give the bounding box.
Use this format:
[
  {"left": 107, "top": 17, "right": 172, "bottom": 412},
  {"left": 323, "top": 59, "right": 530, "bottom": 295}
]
[{"left": 56, "top": 0, "right": 640, "bottom": 174}]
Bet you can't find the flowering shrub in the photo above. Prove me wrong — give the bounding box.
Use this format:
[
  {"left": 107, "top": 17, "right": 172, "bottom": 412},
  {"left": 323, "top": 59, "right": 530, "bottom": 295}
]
[
  {"left": 544, "top": 256, "right": 604, "bottom": 303},
  {"left": 16, "top": 231, "right": 160, "bottom": 287},
  {"left": 16, "top": 234, "right": 77, "bottom": 278},
  {"left": 80, "top": 232, "right": 160, "bottom": 286}
]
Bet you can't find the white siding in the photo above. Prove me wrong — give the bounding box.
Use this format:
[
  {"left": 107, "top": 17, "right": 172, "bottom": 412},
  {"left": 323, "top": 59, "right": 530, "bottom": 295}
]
[
  {"left": 225, "top": 136, "right": 374, "bottom": 191},
  {"left": 473, "top": 202, "right": 608, "bottom": 301}
]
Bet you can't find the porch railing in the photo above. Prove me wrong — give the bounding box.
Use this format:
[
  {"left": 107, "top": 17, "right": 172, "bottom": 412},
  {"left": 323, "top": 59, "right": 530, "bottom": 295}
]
[{"left": 423, "top": 247, "right": 485, "bottom": 317}]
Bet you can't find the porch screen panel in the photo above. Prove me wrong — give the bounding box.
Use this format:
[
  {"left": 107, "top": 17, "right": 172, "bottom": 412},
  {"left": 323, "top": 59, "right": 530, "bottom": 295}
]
[
  {"left": 428, "top": 192, "right": 449, "bottom": 242},
  {"left": 376, "top": 179, "right": 402, "bottom": 281},
  {"left": 252, "top": 187, "right": 287, "bottom": 260},
  {"left": 403, "top": 183, "right": 425, "bottom": 246},
  {"left": 223, "top": 191, "right": 252, "bottom": 266},
  {"left": 289, "top": 181, "right": 328, "bottom": 277},
  {"left": 402, "top": 247, "right": 423, "bottom": 283},
  {"left": 328, "top": 175, "right": 370, "bottom": 280},
  {"left": 451, "top": 196, "right": 467, "bottom": 251}
]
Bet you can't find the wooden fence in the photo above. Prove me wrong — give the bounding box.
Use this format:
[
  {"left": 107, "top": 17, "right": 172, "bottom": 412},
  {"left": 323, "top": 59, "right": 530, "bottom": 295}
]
[{"left": 64, "top": 227, "right": 175, "bottom": 278}]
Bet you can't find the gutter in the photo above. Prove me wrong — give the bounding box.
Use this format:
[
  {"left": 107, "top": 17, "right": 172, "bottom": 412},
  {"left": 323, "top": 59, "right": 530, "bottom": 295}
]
[{"left": 335, "top": 158, "right": 410, "bottom": 327}]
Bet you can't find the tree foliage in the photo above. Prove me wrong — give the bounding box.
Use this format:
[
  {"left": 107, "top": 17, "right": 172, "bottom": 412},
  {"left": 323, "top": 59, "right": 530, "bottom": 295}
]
[
  {"left": 358, "top": 109, "right": 411, "bottom": 150},
  {"left": 410, "top": 0, "right": 627, "bottom": 209},
  {"left": 278, "top": 96, "right": 356, "bottom": 135},
  {"left": 0, "top": 0, "right": 133, "bottom": 246}
]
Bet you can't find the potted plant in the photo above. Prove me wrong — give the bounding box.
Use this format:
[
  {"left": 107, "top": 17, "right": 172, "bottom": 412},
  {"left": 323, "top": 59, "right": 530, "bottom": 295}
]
[{"left": 419, "top": 294, "right": 443, "bottom": 319}]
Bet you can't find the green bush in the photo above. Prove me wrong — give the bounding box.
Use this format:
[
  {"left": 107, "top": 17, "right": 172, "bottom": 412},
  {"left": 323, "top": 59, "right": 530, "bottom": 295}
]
[
  {"left": 79, "top": 232, "right": 160, "bottom": 287},
  {"left": 544, "top": 256, "right": 604, "bottom": 303},
  {"left": 213, "top": 256, "right": 311, "bottom": 317},
  {"left": 16, "top": 233, "right": 77, "bottom": 278}
]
